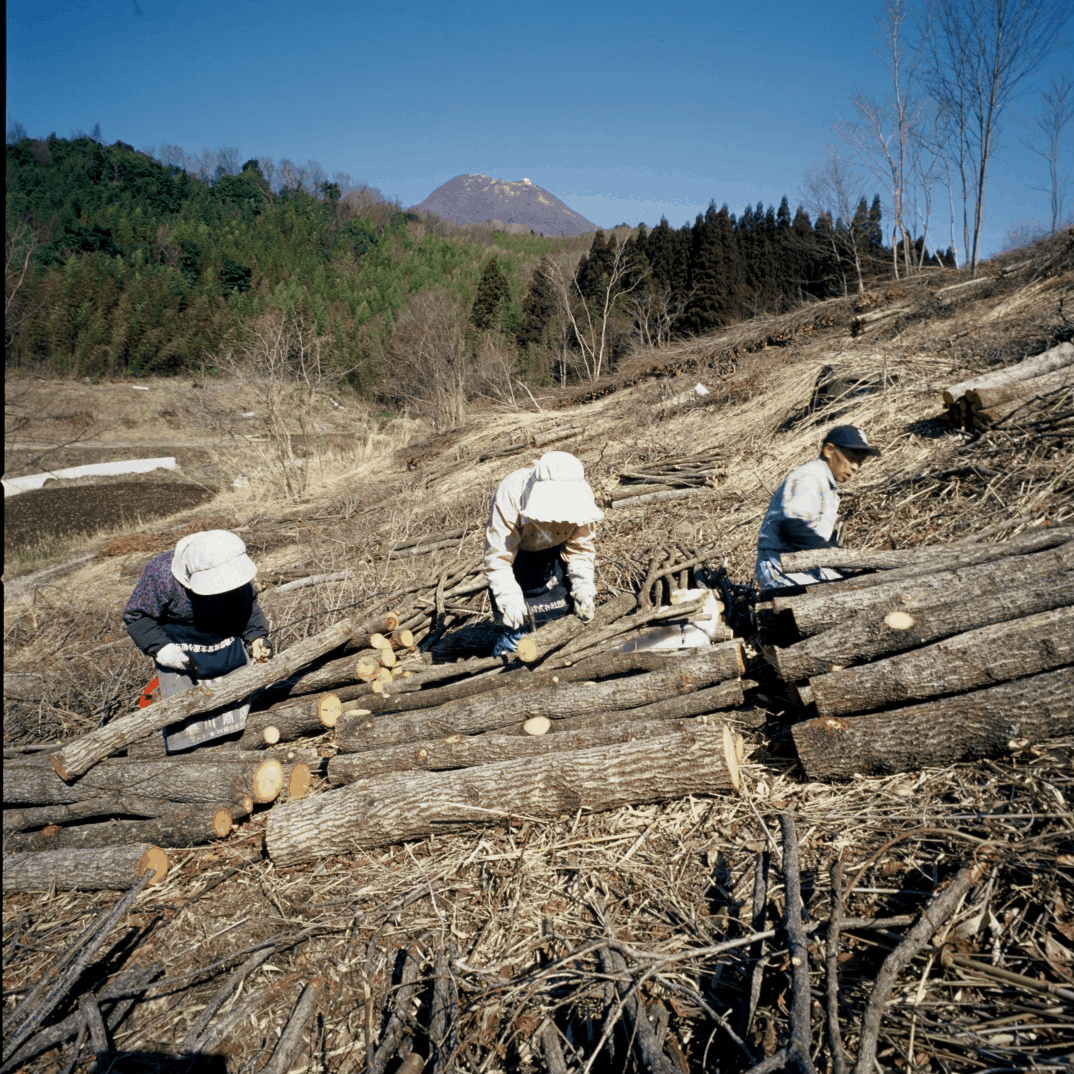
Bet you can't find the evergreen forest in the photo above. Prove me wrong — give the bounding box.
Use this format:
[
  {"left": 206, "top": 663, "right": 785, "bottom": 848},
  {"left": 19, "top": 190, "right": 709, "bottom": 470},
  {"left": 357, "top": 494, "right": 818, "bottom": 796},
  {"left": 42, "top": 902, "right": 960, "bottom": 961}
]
[{"left": 5, "top": 134, "right": 948, "bottom": 415}]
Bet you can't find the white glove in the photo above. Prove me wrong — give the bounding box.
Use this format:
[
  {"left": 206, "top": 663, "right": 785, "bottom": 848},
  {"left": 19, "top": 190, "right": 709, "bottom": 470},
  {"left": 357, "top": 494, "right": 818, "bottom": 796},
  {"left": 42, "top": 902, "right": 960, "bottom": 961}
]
[
  {"left": 250, "top": 637, "right": 272, "bottom": 663},
  {"left": 574, "top": 598, "right": 595, "bottom": 623},
  {"left": 156, "top": 643, "right": 192, "bottom": 672},
  {"left": 498, "top": 590, "right": 527, "bottom": 630}
]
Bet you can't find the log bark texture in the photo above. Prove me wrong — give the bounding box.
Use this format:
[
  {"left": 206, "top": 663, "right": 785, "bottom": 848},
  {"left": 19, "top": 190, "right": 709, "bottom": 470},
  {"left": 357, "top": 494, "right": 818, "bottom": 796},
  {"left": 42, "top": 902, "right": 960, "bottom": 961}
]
[
  {"left": 50, "top": 618, "right": 356, "bottom": 779},
  {"left": 808, "top": 605, "right": 1074, "bottom": 717},
  {"left": 334, "top": 642, "right": 744, "bottom": 753},
  {"left": 791, "top": 667, "right": 1074, "bottom": 779},
  {"left": 4, "top": 802, "right": 246, "bottom": 853},
  {"left": 5, "top": 756, "right": 288, "bottom": 807},
  {"left": 266, "top": 725, "right": 739, "bottom": 866},
  {"left": 779, "top": 526, "right": 1073, "bottom": 577},
  {"left": 2, "top": 844, "right": 168, "bottom": 892},
  {"left": 773, "top": 553, "right": 1074, "bottom": 680},
  {"left": 773, "top": 539, "right": 1073, "bottom": 637},
  {"left": 328, "top": 706, "right": 742, "bottom": 784}
]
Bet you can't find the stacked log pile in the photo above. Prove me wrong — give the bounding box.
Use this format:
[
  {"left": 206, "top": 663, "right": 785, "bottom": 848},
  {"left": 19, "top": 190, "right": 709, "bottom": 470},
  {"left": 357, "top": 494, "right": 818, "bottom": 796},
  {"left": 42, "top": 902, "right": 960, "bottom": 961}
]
[
  {"left": 4, "top": 550, "right": 752, "bottom": 888},
  {"left": 942, "top": 340, "right": 1072, "bottom": 433},
  {"left": 605, "top": 448, "right": 726, "bottom": 509},
  {"left": 754, "top": 526, "right": 1074, "bottom": 780}
]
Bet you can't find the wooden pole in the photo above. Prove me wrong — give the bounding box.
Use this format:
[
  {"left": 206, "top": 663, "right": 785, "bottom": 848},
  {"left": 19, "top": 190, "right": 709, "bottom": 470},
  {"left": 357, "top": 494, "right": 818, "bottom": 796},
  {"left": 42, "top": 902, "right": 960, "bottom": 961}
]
[
  {"left": 808, "top": 605, "right": 1074, "bottom": 718},
  {"left": 791, "top": 667, "right": 1074, "bottom": 779},
  {"left": 266, "top": 725, "right": 740, "bottom": 866},
  {"left": 50, "top": 618, "right": 356, "bottom": 780}
]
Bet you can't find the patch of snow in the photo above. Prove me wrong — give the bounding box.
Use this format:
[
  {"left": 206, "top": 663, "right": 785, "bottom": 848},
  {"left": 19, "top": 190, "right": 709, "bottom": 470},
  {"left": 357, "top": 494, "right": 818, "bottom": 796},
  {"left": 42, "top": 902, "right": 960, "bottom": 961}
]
[{"left": 3, "top": 457, "right": 180, "bottom": 498}]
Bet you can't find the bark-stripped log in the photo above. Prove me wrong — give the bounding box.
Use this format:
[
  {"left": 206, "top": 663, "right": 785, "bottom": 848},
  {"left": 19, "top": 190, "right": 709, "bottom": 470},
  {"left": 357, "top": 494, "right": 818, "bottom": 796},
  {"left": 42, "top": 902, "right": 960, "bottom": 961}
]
[
  {"left": 4, "top": 802, "right": 247, "bottom": 853},
  {"left": 266, "top": 726, "right": 740, "bottom": 866},
  {"left": 4, "top": 756, "right": 286, "bottom": 807},
  {"left": 50, "top": 618, "right": 356, "bottom": 780},
  {"left": 772, "top": 539, "right": 1073, "bottom": 637},
  {"left": 2, "top": 844, "right": 169, "bottom": 892},
  {"left": 941, "top": 341, "right": 1074, "bottom": 405},
  {"left": 808, "top": 605, "right": 1074, "bottom": 717},
  {"left": 334, "top": 642, "right": 744, "bottom": 753},
  {"left": 791, "top": 667, "right": 1074, "bottom": 779},
  {"left": 328, "top": 703, "right": 743, "bottom": 784},
  {"left": 772, "top": 560, "right": 1074, "bottom": 680}
]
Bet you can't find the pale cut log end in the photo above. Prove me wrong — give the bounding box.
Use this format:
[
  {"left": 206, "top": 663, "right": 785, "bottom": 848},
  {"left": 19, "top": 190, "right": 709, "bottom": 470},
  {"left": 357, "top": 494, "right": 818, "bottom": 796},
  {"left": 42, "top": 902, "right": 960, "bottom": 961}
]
[
  {"left": 287, "top": 763, "right": 311, "bottom": 800},
  {"left": 50, "top": 754, "right": 72, "bottom": 782},
  {"left": 375, "top": 667, "right": 393, "bottom": 683},
  {"left": 318, "top": 693, "right": 342, "bottom": 728},
  {"left": 516, "top": 637, "right": 539, "bottom": 663},
  {"left": 523, "top": 716, "right": 551, "bottom": 736},
  {"left": 371, "top": 680, "right": 386, "bottom": 694},
  {"left": 722, "top": 723, "right": 741, "bottom": 792},
  {"left": 379, "top": 647, "right": 397, "bottom": 668},
  {"left": 354, "top": 658, "right": 379, "bottom": 682},
  {"left": 212, "top": 807, "right": 234, "bottom": 838},
  {"left": 391, "top": 628, "right": 415, "bottom": 649},
  {"left": 884, "top": 610, "right": 916, "bottom": 631},
  {"left": 262, "top": 725, "right": 281, "bottom": 746},
  {"left": 252, "top": 759, "right": 285, "bottom": 803},
  {"left": 137, "top": 846, "right": 169, "bottom": 885},
  {"left": 369, "top": 633, "right": 390, "bottom": 650},
  {"left": 380, "top": 613, "right": 400, "bottom": 634},
  {"left": 240, "top": 794, "right": 254, "bottom": 814}
]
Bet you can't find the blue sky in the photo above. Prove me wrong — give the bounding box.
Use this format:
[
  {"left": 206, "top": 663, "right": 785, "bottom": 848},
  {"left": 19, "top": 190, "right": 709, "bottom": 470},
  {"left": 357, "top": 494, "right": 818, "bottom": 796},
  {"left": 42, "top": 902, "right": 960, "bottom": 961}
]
[{"left": 7, "top": 0, "right": 1073, "bottom": 259}]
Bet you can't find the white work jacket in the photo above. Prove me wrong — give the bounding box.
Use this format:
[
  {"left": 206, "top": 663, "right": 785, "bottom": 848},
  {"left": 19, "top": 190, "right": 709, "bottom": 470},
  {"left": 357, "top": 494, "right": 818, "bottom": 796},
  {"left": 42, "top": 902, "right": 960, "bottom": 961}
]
[{"left": 483, "top": 465, "right": 597, "bottom": 609}]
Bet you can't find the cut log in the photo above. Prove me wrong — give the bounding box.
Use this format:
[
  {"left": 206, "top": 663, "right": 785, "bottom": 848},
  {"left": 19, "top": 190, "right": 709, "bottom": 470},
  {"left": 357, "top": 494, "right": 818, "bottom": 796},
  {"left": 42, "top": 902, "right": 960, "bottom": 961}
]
[
  {"left": 808, "top": 605, "right": 1074, "bottom": 717},
  {"left": 792, "top": 667, "right": 1074, "bottom": 779},
  {"left": 237, "top": 691, "right": 341, "bottom": 748},
  {"left": 390, "top": 628, "right": 415, "bottom": 650},
  {"left": 51, "top": 618, "right": 358, "bottom": 780},
  {"left": 334, "top": 641, "right": 744, "bottom": 753},
  {"left": 772, "top": 558, "right": 1074, "bottom": 680},
  {"left": 4, "top": 756, "right": 288, "bottom": 808},
  {"left": 968, "top": 364, "right": 1073, "bottom": 412},
  {"left": 608, "top": 487, "right": 704, "bottom": 509},
  {"left": 4, "top": 802, "right": 247, "bottom": 853},
  {"left": 2, "top": 795, "right": 223, "bottom": 832},
  {"left": 251, "top": 758, "right": 284, "bottom": 803},
  {"left": 2, "top": 844, "right": 169, "bottom": 892},
  {"left": 327, "top": 694, "right": 745, "bottom": 783},
  {"left": 266, "top": 725, "right": 740, "bottom": 866},
  {"left": 780, "top": 526, "right": 1074, "bottom": 576},
  {"left": 773, "top": 538, "right": 1074, "bottom": 636},
  {"left": 942, "top": 341, "right": 1073, "bottom": 405},
  {"left": 286, "top": 762, "right": 312, "bottom": 801}
]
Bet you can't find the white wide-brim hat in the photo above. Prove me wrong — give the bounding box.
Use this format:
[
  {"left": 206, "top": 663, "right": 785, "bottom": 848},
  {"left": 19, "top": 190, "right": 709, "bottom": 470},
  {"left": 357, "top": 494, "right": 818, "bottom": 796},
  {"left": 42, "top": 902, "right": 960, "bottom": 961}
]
[
  {"left": 521, "top": 451, "right": 604, "bottom": 525},
  {"left": 171, "top": 530, "right": 257, "bottom": 595}
]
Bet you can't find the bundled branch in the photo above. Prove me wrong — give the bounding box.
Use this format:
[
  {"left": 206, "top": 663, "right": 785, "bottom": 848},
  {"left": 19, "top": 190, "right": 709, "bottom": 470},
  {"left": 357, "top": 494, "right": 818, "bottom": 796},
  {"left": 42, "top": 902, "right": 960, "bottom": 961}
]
[{"left": 606, "top": 448, "right": 726, "bottom": 508}]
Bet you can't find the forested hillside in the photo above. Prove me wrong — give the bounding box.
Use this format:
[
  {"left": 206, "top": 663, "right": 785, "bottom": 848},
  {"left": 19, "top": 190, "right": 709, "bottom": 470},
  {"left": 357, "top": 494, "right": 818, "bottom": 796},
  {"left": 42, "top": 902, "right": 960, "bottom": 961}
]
[{"left": 6, "top": 134, "right": 942, "bottom": 412}]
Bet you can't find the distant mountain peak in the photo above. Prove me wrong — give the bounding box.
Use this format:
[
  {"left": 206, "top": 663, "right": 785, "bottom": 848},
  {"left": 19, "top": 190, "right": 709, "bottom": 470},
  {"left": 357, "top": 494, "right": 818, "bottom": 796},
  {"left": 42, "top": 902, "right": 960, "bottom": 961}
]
[{"left": 411, "top": 174, "right": 597, "bottom": 236}]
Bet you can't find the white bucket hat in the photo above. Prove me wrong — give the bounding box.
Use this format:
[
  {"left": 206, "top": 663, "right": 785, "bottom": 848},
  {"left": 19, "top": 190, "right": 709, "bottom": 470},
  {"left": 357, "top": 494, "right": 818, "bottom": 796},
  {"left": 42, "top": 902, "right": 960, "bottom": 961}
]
[
  {"left": 521, "top": 451, "right": 604, "bottom": 525},
  {"left": 171, "top": 530, "right": 257, "bottom": 595}
]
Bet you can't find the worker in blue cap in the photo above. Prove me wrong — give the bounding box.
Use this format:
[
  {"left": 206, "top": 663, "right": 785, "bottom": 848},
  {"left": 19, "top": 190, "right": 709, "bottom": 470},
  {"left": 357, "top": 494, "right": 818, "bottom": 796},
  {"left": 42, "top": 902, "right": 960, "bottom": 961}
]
[{"left": 755, "top": 425, "right": 882, "bottom": 592}]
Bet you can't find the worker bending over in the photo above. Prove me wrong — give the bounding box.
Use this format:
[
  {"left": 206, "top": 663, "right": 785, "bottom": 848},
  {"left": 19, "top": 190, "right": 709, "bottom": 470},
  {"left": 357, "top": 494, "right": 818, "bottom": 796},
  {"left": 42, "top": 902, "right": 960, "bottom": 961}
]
[{"left": 484, "top": 451, "right": 602, "bottom": 657}]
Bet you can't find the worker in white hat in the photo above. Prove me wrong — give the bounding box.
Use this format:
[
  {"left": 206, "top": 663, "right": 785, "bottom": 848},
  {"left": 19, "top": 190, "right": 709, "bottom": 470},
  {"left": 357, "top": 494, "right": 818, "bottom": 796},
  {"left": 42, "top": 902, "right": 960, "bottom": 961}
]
[
  {"left": 755, "top": 425, "right": 882, "bottom": 592},
  {"left": 124, "top": 530, "right": 271, "bottom": 750},
  {"left": 483, "top": 451, "right": 603, "bottom": 656}
]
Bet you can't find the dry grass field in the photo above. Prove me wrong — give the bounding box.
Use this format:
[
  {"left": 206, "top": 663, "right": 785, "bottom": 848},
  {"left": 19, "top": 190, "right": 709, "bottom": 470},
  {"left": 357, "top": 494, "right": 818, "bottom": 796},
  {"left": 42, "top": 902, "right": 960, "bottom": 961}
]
[{"left": 3, "top": 231, "right": 1073, "bottom": 1073}]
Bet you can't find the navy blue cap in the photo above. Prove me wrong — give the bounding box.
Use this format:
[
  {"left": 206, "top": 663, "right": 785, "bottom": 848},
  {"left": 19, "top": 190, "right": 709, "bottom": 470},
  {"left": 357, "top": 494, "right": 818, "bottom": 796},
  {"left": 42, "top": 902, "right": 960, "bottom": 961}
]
[{"left": 824, "top": 425, "right": 881, "bottom": 456}]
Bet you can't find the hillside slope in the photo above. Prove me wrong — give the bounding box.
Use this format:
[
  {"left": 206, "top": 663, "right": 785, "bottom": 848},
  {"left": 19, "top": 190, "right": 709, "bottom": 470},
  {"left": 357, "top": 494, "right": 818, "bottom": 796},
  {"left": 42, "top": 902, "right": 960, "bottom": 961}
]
[{"left": 3, "top": 231, "right": 1072, "bottom": 1073}]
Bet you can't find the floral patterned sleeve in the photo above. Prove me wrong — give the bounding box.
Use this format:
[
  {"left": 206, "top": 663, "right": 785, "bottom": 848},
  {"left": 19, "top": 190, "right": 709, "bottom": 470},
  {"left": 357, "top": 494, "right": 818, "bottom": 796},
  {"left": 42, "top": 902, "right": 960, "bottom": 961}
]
[{"left": 123, "top": 551, "right": 180, "bottom": 656}]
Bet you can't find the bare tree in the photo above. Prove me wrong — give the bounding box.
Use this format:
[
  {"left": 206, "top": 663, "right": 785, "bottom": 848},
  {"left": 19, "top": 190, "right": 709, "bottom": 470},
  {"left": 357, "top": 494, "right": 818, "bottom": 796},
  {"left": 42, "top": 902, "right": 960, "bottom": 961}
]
[
  {"left": 388, "top": 289, "right": 470, "bottom": 430},
  {"left": 541, "top": 239, "right": 641, "bottom": 381},
  {"left": 217, "top": 146, "right": 241, "bottom": 176},
  {"left": 924, "top": 0, "right": 1074, "bottom": 271},
  {"left": 213, "top": 311, "right": 342, "bottom": 499},
  {"left": 1024, "top": 75, "right": 1074, "bottom": 233},
  {"left": 802, "top": 148, "right": 871, "bottom": 293},
  {"left": 837, "top": 0, "right": 931, "bottom": 277},
  {"left": 627, "top": 280, "right": 691, "bottom": 348}
]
